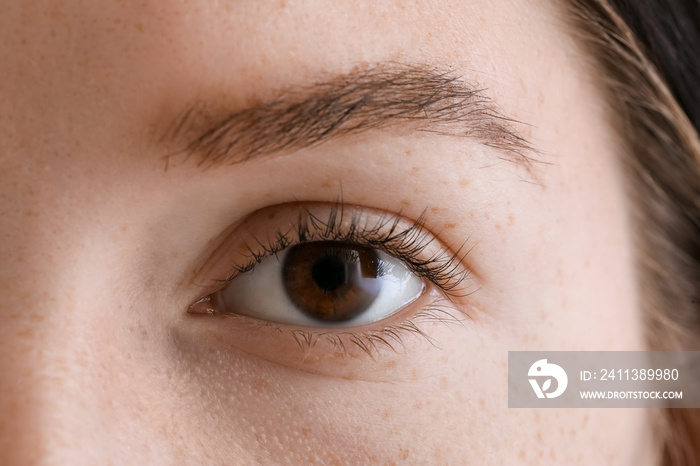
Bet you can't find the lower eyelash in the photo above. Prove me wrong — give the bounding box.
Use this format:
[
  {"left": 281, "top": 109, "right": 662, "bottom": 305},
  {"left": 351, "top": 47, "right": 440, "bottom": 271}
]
[
  {"left": 311, "top": 305, "right": 469, "bottom": 357},
  {"left": 218, "top": 202, "right": 474, "bottom": 301},
  {"left": 222, "top": 301, "right": 469, "bottom": 358}
]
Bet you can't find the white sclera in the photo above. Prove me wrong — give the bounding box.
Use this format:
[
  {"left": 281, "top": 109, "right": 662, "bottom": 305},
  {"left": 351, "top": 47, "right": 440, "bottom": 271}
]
[{"left": 220, "top": 246, "right": 425, "bottom": 328}]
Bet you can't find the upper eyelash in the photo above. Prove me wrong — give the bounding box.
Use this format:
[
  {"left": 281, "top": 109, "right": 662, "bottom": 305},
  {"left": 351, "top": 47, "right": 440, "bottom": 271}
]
[{"left": 216, "top": 202, "right": 473, "bottom": 300}]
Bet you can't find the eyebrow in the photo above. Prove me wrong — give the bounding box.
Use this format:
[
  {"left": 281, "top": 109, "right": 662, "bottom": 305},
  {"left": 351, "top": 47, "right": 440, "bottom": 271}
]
[{"left": 161, "top": 64, "right": 537, "bottom": 168}]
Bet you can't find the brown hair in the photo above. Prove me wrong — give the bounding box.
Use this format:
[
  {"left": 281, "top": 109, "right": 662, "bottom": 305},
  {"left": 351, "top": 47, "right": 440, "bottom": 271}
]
[{"left": 565, "top": 1, "right": 700, "bottom": 464}]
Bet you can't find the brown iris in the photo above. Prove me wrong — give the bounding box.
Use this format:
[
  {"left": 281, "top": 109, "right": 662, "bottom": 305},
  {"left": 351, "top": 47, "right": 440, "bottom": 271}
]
[{"left": 282, "top": 241, "right": 382, "bottom": 322}]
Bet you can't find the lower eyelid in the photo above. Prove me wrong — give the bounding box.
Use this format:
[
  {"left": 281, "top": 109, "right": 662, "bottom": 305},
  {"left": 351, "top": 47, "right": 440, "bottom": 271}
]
[{"left": 185, "top": 288, "right": 470, "bottom": 380}]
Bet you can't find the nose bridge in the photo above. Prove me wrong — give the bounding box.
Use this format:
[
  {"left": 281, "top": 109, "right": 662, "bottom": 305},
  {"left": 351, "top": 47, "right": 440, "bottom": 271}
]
[
  {"left": 0, "top": 169, "right": 192, "bottom": 463},
  {"left": 0, "top": 209, "right": 126, "bottom": 465},
  {"left": 0, "top": 213, "right": 196, "bottom": 465},
  {"left": 0, "top": 274, "right": 108, "bottom": 464}
]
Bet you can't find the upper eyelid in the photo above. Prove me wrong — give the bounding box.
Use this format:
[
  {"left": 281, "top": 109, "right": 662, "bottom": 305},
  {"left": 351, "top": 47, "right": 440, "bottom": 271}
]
[{"left": 190, "top": 202, "right": 477, "bottom": 303}]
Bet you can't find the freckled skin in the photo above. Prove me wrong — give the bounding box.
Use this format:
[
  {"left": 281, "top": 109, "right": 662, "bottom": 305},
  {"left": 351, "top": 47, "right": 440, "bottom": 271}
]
[{"left": 0, "top": 0, "right": 658, "bottom": 464}]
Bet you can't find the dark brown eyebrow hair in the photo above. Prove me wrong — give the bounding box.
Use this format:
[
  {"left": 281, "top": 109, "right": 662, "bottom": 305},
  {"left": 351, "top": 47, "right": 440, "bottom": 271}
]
[{"left": 161, "top": 63, "right": 538, "bottom": 168}]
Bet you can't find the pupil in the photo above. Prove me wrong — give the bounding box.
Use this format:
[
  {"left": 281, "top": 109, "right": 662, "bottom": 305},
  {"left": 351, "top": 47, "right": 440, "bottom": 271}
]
[{"left": 311, "top": 255, "right": 347, "bottom": 291}]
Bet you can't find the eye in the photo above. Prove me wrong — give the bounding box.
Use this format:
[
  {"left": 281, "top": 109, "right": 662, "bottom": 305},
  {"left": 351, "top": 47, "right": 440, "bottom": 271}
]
[
  {"left": 197, "top": 240, "right": 425, "bottom": 327},
  {"left": 185, "top": 203, "right": 472, "bottom": 364}
]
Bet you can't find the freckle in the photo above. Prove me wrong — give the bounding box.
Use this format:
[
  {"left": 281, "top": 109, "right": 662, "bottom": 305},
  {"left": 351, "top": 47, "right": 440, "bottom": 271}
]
[
  {"left": 484, "top": 213, "right": 490, "bottom": 220},
  {"left": 252, "top": 378, "right": 269, "bottom": 393},
  {"left": 540, "top": 310, "right": 547, "bottom": 320},
  {"left": 433, "top": 445, "right": 445, "bottom": 462},
  {"left": 399, "top": 448, "right": 410, "bottom": 460},
  {"left": 30, "top": 313, "right": 44, "bottom": 323},
  {"left": 321, "top": 181, "right": 332, "bottom": 189},
  {"left": 267, "top": 211, "right": 277, "bottom": 219},
  {"left": 459, "top": 179, "right": 470, "bottom": 187},
  {"left": 537, "top": 430, "right": 542, "bottom": 442},
  {"left": 385, "top": 360, "right": 397, "bottom": 369},
  {"left": 301, "top": 427, "right": 311, "bottom": 437},
  {"left": 508, "top": 215, "right": 515, "bottom": 226},
  {"left": 550, "top": 447, "right": 556, "bottom": 460},
  {"left": 17, "top": 328, "right": 35, "bottom": 338},
  {"left": 495, "top": 223, "right": 502, "bottom": 230},
  {"left": 400, "top": 200, "right": 411, "bottom": 207},
  {"left": 404, "top": 150, "right": 412, "bottom": 157},
  {"left": 468, "top": 212, "right": 474, "bottom": 219},
  {"left": 411, "top": 166, "right": 419, "bottom": 175},
  {"left": 430, "top": 207, "right": 443, "bottom": 214},
  {"left": 519, "top": 450, "right": 526, "bottom": 461},
  {"left": 443, "top": 223, "right": 456, "bottom": 230},
  {"left": 479, "top": 397, "right": 485, "bottom": 408},
  {"left": 382, "top": 409, "right": 391, "bottom": 420}
]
